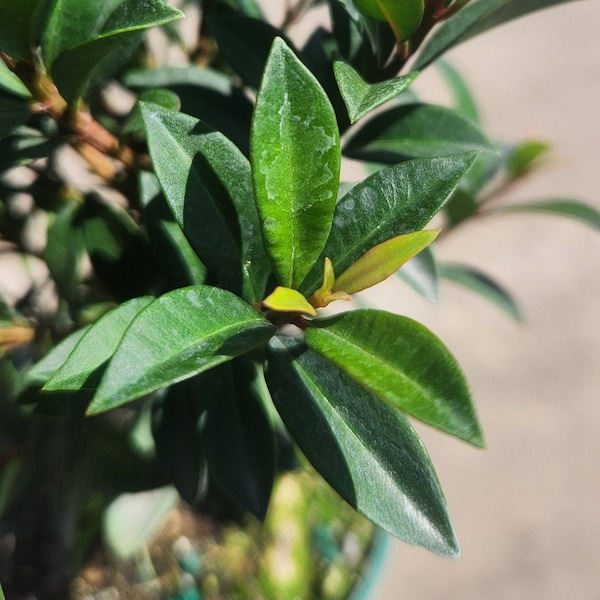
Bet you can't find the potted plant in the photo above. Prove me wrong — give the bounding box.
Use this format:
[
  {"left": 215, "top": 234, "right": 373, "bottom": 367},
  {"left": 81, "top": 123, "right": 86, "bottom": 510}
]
[{"left": 0, "top": 0, "right": 597, "bottom": 598}]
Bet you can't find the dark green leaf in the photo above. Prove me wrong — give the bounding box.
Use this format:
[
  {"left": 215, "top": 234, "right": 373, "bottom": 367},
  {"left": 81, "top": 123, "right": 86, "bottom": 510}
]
[
  {"left": 202, "top": 359, "right": 276, "bottom": 520},
  {"left": 140, "top": 103, "right": 270, "bottom": 302},
  {"left": 354, "top": 0, "right": 424, "bottom": 42},
  {"left": 444, "top": 188, "right": 478, "bottom": 227},
  {"left": 266, "top": 336, "right": 459, "bottom": 555},
  {"left": 81, "top": 193, "right": 157, "bottom": 301},
  {"left": 344, "top": 103, "right": 493, "bottom": 163},
  {"left": 299, "top": 152, "right": 478, "bottom": 295},
  {"left": 436, "top": 59, "right": 480, "bottom": 124},
  {"left": 333, "top": 57, "right": 418, "bottom": 123},
  {"left": 251, "top": 37, "right": 341, "bottom": 289},
  {"left": 413, "top": 0, "right": 585, "bottom": 70},
  {"left": 495, "top": 199, "right": 600, "bottom": 231},
  {"left": 234, "top": 0, "right": 264, "bottom": 18},
  {"left": 0, "top": 61, "right": 32, "bottom": 98},
  {"left": 440, "top": 262, "right": 523, "bottom": 321},
  {"left": 152, "top": 379, "right": 208, "bottom": 507},
  {"left": 124, "top": 89, "right": 181, "bottom": 135},
  {"left": 43, "top": 296, "right": 154, "bottom": 391},
  {"left": 87, "top": 286, "right": 276, "bottom": 414},
  {"left": 0, "top": 0, "right": 44, "bottom": 59},
  {"left": 306, "top": 309, "right": 485, "bottom": 446},
  {"left": 52, "top": 0, "right": 183, "bottom": 103},
  {"left": 0, "top": 128, "right": 59, "bottom": 173},
  {"left": 397, "top": 246, "right": 439, "bottom": 302},
  {"left": 140, "top": 171, "right": 207, "bottom": 289},
  {"left": 0, "top": 93, "right": 30, "bottom": 140}
]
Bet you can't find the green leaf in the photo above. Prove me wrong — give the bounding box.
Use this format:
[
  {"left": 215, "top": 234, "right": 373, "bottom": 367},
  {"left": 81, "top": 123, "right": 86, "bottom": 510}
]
[
  {"left": 43, "top": 296, "right": 154, "bottom": 391},
  {"left": 0, "top": 128, "right": 58, "bottom": 173},
  {"left": 266, "top": 336, "right": 459, "bottom": 555},
  {"left": 140, "top": 171, "right": 207, "bottom": 289},
  {"left": 306, "top": 309, "right": 485, "bottom": 446},
  {"left": 344, "top": 103, "right": 493, "bottom": 163},
  {"left": 202, "top": 359, "right": 276, "bottom": 520},
  {"left": 413, "top": 0, "right": 585, "bottom": 70},
  {"left": 124, "top": 89, "right": 181, "bottom": 135},
  {"left": 0, "top": 0, "right": 44, "bottom": 59},
  {"left": 263, "top": 286, "right": 317, "bottom": 317},
  {"left": 152, "top": 379, "right": 208, "bottom": 507},
  {"left": 439, "top": 262, "right": 522, "bottom": 321},
  {"left": 251, "top": 37, "right": 341, "bottom": 289},
  {"left": 0, "top": 61, "right": 32, "bottom": 98},
  {"left": 141, "top": 103, "right": 270, "bottom": 302},
  {"left": 506, "top": 140, "right": 550, "bottom": 178},
  {"left": 397, "top": 246, "right": 439, "bottom": 302},
  {"left": 0, "top": 93, "right": 30, "bottom": 140},
  {"left": 299, "top": 153, "right": 478, "bottom": 295},
  {"left": 354, "top": 0, "right": 425, "bottom": 42},
  {"left": 51, "top": 0, "right": 183, "bottom": 103},
  {"left": 436, "top": 59, "right": 480, "bottom": 124},
  {"left": 494, "top": 199, "right": 600, "bottom": 231},
  {"left": 333, "top": 229, "right": 439, "bottom": 295},
  {"left": 333, "top": 57, "right": 418, "bottom": 123},
  {"left": 103, "top": 486, "right": 179, "bottom": 560},
  {"left": 87, "top": 286, "right": 276, "bottom": 415}
]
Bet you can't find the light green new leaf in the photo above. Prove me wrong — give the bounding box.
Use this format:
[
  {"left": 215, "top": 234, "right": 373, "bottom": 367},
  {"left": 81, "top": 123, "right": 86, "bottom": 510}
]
[
  {"left": 52, "top": 0, "right": 183, "bottom": 103},
  {"left": 333, "top": 58, "right": 418, "bottom": 123},
  {"left": 344, "top": 103, "right": 493, "bottom": 163},
  {"left": 440, "top": 262, "right": 522, "bottom": 322},
  {"left": 0, "top": 0, "right": 44, "bottom": 59},
  {"left": 354, "top": 0, "right": 424, "bottom": 42},
  {"left": 44, "top": 296, "right": 155, "bottom": 391},
  {"left": 263, "top": 287, "right": 317, "bottom": 317},
  {"left": 494, "top": 198, "right": 600, "bottom": 231},
  {"left": 300, "top": 152, "right": 478, "bottom": 295},
  {"left": 88, "top": 286, "right": 276, "bottom": 415},
  {"left": 306, "top": 309, "right": 485, "bottom": 446},
  {"left": 141, "top": 103, "right": 270, "bottom": 302},
  {"left": 413, "top": 0, "right": 585, "bottom": 70},
  {"left": 334, "top": 229, "right": 439, "bottom": 295},
  {"left": 251, "top": 37, "right": 340, "bottom": 289},
  {"left": 266, "top": 336, "right": 460, "bottom": 555}
]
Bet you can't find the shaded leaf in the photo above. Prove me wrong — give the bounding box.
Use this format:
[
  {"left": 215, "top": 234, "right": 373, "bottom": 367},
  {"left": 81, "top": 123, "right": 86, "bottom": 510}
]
[
  {"left": 251, "top": 38, "right": 340, "bottom": 289},
  {"left": 495, "top": 198, "right": 600, "bottom": 231},
  {"left": 397, "top": 246, "right": 439, "bottom": 302},
  {"left": 436, "top": 59, "right": 480, "bottom": 124},
  {"left": 141, "top": 103, "right": 270, "bottom": 302},
  {"left": 306, "top": 309, "right": 485, "bottom": 446},
  {"left": 202, "top": 359, "right": 277, "bottom": 520},
  {"left": 266, "top": 336, "right": 460, "bottom": 555},
  {"left": 0, "top": 0, "right": 44, "bottom": 59},
  {"left": 354, "top": 0, "right": 424, "bottom": 42},
  {"left": 439, "top": 262, "right": 522, "bottom": 321},
  {"left": 43, "top": 296, "right": 154, "bottom": 391},
  {"left": 413, "top": 0, "right": 585, "bottom": 70},
  {"left": 299, "top": 152, "right": 478, "bottom": 295},
  {"left": 87, "top": 286, "right": 276, "bottom": 414},
  {"left": 333, "top": 57, "right": 418, "bottom": 123},
  {"left": 0, "top": 61, "right": 32, "bottom": 98},
  {"left": 0, "top": 128, "right": 59, "bottom": 173},
  {"left": 344, "top": 103, "right": 493, "bottom": 163},
  {"left": 0, "top": 93, "right": 30, "bottom": 140}
]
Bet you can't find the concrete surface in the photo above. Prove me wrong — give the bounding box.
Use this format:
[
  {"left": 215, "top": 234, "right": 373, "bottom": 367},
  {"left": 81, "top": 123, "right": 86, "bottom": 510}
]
[{"left": 363, "top": 2, "right": 600, "bottom": 598}]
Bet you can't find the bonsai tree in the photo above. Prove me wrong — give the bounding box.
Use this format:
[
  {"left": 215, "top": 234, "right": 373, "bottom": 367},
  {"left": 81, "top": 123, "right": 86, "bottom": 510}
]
[{"left": 0, "top": 0, "right": 597, "bottom": 597}]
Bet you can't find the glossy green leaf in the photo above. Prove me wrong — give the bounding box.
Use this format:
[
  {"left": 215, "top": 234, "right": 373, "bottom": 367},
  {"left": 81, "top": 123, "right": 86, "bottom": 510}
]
[
  {"left": 87, "top": 286, "right": 276, "bottom": 415},
  {"left": 299, "top": 152, "right": 478, "bottom": 295},
  {"left": 263, "top": 286, "right": 317, "bottom": 317},
  {"left": 140, "top": 171, "right": 207, "bottom": 289},
  {"left": 141, "top": 103, "right": 270, "bottom": 302},
  {"left": 436, "top": 59, "right": 480, "bottom": 124},
  {"left": 306, "top": 309, "right": 485, "bottom": 446},
  {"left": 152, "top": 379, "right": 208, "bottom": 507},
  {"left": 333, "top": 58, "right": 418, "bottom": 123},
  {"left": 43, "top": 296, "right": 154, "bottom": 391},
  {"left": 251, "top": 37, "right": 341, "bottom": 289},
  {"left": 334, "top": 229, "right": 439, "bottom": 295},
  {"left": 0, "top": 0, "right": 44, "bottom": 59},
  {"left": 52, "top": 0, "right": 183, "bottom": 103},
  {"left": 495, "top": 199, "right": 600, "bottom": 231},
  {"left": 506, "top": 140, "right": 550, "bottom": 177},
  {"left": 103, "top": 486, "right": 179, "bottom": 560},
  {"left": 202, "top": 359, "right": 276, "bottom": 520},
  {"left": 0, "top": 93, "right": 30, "bottom": 140},
  {"left": 397, "top": 246, "right": 439, "bottom": 302},
  {"left": 344, "top": 103, "right": 493, "bottom": 163},
  {"left": 440, "top": 262, "right": 522, "bottom": 321},
  {"left": 354, "top": 0, "right": 424, "bottom": 42},
  {"left": 266, "top": 336, "right": 459, "bottom": 555},
  {"left": 124, "top": 89, "right": 181, "bottom": 135},
  {"left": 413, "top": 0, "right": 585, "bottom": 70}
]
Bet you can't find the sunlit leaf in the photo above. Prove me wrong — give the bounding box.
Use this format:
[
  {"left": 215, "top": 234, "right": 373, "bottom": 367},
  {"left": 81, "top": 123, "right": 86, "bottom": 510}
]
[{"left": 263, "top": 287, "right": 317, "bottom": 317}]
